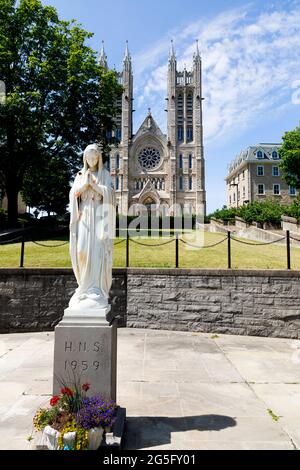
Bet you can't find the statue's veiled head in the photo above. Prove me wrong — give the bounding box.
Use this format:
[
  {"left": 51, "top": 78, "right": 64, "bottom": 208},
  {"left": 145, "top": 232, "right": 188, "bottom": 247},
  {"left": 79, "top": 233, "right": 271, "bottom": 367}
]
[{"left": 83, "top": 144, "right": 103, "bottom": 180}]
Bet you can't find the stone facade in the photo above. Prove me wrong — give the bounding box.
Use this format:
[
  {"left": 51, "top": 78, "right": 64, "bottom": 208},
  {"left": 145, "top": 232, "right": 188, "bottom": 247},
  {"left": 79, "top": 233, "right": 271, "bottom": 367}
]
[
  {"left": 1, "top": 268, "right": 300, "bottom": 339},
  {"left": 226, "top": 144, "right": 297, "bottom": 208},
  {"left": 99, "top": 41, "right": 206, "bottom": 217}
]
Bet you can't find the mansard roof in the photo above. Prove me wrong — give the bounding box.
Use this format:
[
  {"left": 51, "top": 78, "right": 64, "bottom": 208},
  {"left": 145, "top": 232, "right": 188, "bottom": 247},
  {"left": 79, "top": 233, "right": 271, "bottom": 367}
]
[{"left": 227, "top": 143, "right": 282, "bottom": 178}]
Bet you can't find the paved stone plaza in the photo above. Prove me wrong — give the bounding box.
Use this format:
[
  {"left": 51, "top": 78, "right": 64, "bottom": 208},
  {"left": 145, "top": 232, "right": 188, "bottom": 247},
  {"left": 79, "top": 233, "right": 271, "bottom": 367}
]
[{"left": 0, "top": 328, "right": 299, "bottom": 450}]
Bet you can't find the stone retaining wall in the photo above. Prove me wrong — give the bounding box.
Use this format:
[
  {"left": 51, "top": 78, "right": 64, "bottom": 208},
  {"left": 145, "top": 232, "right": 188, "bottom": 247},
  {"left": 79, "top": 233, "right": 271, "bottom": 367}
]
[
  {"left": 0, "top": 269, "right": 127, "bottom": 333},
  {"left": 0, "top": 268, "right": 300, "bottom": 338},
  {"left": 127, "top": 269, "right": 300, "bottom": 339}
]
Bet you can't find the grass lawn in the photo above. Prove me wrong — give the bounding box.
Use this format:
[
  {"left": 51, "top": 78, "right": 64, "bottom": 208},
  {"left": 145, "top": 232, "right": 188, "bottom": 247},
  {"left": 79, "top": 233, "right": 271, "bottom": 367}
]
[{"left": 0, "top": 232, "right": 299, "bottom": 270}]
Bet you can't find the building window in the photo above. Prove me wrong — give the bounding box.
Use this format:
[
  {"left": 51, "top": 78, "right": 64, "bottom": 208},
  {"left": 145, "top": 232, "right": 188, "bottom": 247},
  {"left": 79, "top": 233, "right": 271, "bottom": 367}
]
[
  {"left": 257, "top": 150, "right": 263, "bottom": 159},
  {"left": 289, "top": 186, "right": 297, "bottom": 196},
  {"left": 243, "top": 187, "right": 246, "bottom": 198},
  {"left": 179, "top": 154, "right": 183, "bottom": 169},
  {"left": 233, "top": 193, "right": 236, "bottom": 202},
  {"left": 258, "top": 184, "right": 265, "bottom": 195},
  {"left": 273, "top": 184, "right": 280, "bottom": 195},
  {"left": 115, "top": 129, "right": 122, "bottom": 142},
  {"left": 178, "top": 126, "right": 183, "bottom": 142},
  {"left": 116, "top": 154, "right": 120, "bottom": 169},
  {"left": 189, "top": 154, "right": 193, "bottom": 169},
  {"left": 272, "top": 166, "right": 279, "bottom": 177},
  {"left": 272, "top": 151, "right": 279, "bottom": 160},
  {"left": 229, "top": 195, "right": 232, "bottom": 205},
  {"left": 179, "top": 176, "right": 183, "bottom": 191},
  {"left": 257, "top": 166, "right": 264, "bottom": 176},
  {"left": 237, "top": 191, "right": 240, "bottom": 200},
  {"left": 187, "top": 127, "right": 193, "bottom": 142},
  {"left": 189, "top": 177, "right": 193, "bottom": 191},
  {"left": 116, "top": 176, "right": 120, "bottom": 191},
  {"left": 106, "top": 157, "right": 110, "bottom": 172},
  {"left": 138, "top": 147, "right": 161, "bottom": 170}
]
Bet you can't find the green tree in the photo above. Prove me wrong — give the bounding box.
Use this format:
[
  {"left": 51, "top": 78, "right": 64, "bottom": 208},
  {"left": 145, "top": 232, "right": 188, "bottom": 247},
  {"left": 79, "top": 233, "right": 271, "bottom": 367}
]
[
  {"left": 280, "top": 125, "right": 300, "bottom": 190},
  {"left": 0, "top": 0, "right": 122, "bottom": 226},
  {"left": 21, "top": 154, "right": 71, "bottom": 216}
]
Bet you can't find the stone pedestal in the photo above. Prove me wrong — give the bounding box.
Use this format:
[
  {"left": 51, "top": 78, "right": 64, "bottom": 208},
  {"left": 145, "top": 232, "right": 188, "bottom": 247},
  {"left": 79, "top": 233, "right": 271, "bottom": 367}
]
[{"left": 53, "top": 306, "right": 117, "bottom": 401}]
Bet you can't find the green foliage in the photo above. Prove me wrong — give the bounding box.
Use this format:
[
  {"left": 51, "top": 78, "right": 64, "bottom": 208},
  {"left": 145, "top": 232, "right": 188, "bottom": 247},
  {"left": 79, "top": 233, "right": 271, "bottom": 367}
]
[
  {"left": 21, "top": 155, "right": 71, "bottom": 215},
  {"left": 239, "top": 200, "right": 284, "bottom": 225},
  {"left": 0, "top": 0, "right": 123, "bottom": 225},
  {"left": 280, "top": 125, "right": 300, "bottom": 189},
  {"left": 284, "top": 195, "right": 300, "bottom": 222},
  {"left": 210, "top": 200, "right": 285, "bottom": 226},
  {"left": 209, "top": 207, "right": 239, "bottom": 223},
  {"left": 33, "top": 407, "right": 60, "bottom": 431}
]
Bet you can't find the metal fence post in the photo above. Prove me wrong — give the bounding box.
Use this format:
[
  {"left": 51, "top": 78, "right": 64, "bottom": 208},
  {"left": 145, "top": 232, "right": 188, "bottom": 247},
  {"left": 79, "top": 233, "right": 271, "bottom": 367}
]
[
  {"left": 20, "top": 224, "right": 25, "bottom": 268},
  {"left": 126, "top": 230, "right": 129, "bottom": 268},
  {"left": 175, "top": 232, "right": 179, "bottom": 269},
  {"left": 227, "top": 231, "right": 232, "bottom": 269},
  {"left": 286, "top": 230, "right": 291, "bottom": 270}
]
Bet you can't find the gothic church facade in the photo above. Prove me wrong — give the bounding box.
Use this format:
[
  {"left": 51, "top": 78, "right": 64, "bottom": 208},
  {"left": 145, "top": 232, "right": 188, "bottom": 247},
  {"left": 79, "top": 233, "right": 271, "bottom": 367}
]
[{"left": 99, "top": 41, "right": 206, "bottom": 216}]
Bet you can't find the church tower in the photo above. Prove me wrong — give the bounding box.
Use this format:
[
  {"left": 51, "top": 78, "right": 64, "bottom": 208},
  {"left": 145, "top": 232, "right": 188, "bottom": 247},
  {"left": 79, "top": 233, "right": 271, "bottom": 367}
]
[
  {"left": 109, "top": 41, "right": 133, "bottom": 215},
  {"left": 167, "top": 40, "right": 206, "bottom": 216},
  {"left": 104, "top": 41, "right": 206, "bottom": 217}
]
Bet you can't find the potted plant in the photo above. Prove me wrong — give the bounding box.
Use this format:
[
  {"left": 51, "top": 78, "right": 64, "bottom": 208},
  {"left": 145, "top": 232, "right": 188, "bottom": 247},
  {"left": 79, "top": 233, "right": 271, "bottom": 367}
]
[{"left": 33, "top": 383, "right": 117, "bottom": 450}]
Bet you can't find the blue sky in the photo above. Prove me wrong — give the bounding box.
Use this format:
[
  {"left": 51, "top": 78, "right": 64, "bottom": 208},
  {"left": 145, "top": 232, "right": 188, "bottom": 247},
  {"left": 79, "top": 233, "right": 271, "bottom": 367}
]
[{"left": 42, "top": 0, "right": 300, "bottom": 213}]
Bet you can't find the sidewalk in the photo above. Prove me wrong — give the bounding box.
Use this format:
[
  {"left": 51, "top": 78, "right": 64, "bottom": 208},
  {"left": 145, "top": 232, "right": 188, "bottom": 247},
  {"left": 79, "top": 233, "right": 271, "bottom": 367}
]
[{"left": 0, "top": 329, "right": 299, "bottom": 450}]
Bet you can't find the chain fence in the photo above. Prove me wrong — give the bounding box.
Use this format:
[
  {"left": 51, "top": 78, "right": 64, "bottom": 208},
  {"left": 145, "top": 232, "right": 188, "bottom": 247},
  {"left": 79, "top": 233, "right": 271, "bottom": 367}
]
[{"left": 0, "top": 228, "right": 299, "bottom": 269}]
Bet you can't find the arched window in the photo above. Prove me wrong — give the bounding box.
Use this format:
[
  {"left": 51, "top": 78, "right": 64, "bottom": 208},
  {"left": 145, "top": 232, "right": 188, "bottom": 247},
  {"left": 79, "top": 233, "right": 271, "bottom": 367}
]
[
  {"left": 189, "top": 154, "right": 193, "bottom": 169},
  {"left": 116, "top": 176, "right": 119, "bottom": 191},
  {"left": 272, "top": 151, "right": 278, "bottom": 160},
  {"left": 116, "top": 154, "right": 120, "bottom": 169},
  {"left": 189, "top": 177, "right": 193, "bottom": 191},
  {"left": 257, "top": 151, "right": 263, "bottom": 159}
]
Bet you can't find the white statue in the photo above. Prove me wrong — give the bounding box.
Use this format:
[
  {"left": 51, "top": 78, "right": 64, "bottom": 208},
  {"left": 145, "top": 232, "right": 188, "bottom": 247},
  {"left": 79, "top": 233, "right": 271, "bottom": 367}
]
[{"left": 68, "top": 144, "right": 115, "bottom": 312}]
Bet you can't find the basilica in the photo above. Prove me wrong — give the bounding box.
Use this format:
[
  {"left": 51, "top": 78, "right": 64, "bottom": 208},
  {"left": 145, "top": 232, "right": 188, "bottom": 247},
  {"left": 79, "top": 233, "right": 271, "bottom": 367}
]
[{"left": 99, "top": 41, "right": 206, "bottom": 216}]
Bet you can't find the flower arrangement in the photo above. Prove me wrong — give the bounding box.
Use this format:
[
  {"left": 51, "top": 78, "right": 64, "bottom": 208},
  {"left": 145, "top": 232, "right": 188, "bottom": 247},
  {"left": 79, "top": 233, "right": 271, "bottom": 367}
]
[{"left": 33, "top": 382, "right": 117, "bottom": 450}]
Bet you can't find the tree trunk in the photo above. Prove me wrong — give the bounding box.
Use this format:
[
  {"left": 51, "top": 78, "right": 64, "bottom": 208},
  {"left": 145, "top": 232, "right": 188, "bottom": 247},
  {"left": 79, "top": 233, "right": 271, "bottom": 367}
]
[{"left": 6, "top": 183, "right": 19, "bottom": 228}]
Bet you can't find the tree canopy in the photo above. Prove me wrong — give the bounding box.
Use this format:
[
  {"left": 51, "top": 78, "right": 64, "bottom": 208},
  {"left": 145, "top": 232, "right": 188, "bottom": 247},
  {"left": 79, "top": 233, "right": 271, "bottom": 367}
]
[
  {"left": 0, "top": 0, "right": 122, "bottom": 225},
  {"left": 280, "top": 125, "right": 300, "bottom": 190}
]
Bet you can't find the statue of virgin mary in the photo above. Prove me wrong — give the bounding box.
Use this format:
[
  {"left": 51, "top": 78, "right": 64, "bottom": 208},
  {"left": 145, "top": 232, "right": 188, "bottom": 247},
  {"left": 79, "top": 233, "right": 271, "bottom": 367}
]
[{"left": 68, "top": 144, "right": 115, "bottom": 312}]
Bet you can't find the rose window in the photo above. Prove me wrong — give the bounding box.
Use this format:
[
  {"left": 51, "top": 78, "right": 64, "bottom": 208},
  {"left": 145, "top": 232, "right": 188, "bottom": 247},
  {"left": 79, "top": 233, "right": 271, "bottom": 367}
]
[{"left": 138, "top": 147, "right": 161, "bottom": 170}]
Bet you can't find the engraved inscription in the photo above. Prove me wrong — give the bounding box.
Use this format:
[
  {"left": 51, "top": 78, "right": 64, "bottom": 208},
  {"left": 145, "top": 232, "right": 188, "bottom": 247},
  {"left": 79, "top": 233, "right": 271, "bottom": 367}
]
[{"left": 64, "top": 341, "right": 103, "bottom": 354}]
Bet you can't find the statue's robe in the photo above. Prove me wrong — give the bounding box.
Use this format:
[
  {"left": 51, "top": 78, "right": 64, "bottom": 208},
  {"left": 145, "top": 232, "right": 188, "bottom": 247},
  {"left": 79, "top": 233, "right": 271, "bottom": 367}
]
[{"left": 69, "top": 167, "right": 115, "bottom": 309}]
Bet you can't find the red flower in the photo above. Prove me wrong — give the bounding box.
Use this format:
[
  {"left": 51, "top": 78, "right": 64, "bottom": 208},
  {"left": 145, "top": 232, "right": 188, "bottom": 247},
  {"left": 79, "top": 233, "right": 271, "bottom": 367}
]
[
  {"left": 50, "top": 396, "right": 60, "bottom": 407},
  {"left": 61, "top": 387, "right": 74, "bottom": 397},
  {"left": 82, "top": 383, "right": 90, "bottom": 392}
]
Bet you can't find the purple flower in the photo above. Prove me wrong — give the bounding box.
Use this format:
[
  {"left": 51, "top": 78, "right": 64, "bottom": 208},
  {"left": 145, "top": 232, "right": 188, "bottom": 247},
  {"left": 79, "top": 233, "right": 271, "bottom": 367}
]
[{"left": 76, "top": 396, "right": 117, "bottom": 430}]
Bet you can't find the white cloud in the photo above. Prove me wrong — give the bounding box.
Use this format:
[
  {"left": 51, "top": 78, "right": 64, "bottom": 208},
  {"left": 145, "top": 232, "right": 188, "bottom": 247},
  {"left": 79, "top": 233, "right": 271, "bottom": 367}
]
[{"left": 132, "top": 4, "right": 300, "bottom": 142}]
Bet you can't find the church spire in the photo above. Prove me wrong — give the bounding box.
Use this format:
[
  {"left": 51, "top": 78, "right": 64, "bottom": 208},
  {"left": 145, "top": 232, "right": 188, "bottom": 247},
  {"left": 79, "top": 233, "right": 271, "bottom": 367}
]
[
  {"left": 193, "top": 39, "right": 201, "bottom": 64},
  {"left": 169, "top": 39, "right": 176, "bottom": 62},
  {"left": 123, "top": 40, "right": 132, "bottom": 72},
  {"left": 98, "top": 40, "right": 108, "bottom": 69}
]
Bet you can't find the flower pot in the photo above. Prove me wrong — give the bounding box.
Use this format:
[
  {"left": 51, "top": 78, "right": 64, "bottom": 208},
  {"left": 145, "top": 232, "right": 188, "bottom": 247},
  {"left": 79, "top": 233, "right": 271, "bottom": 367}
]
[
  {"left": 40, "top": 426, "right": 103, "bottom": 450},
  {"left": 88, "top": 427, "right": 104, "bottom": 450}
]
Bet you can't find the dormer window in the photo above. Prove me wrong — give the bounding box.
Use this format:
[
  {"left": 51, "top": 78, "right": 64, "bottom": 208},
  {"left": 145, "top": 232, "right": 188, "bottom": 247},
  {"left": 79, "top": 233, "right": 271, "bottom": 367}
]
[
  {"left": 257, "top": 151, "right": 263, "bottom": 159},
  {"left": 272, "top": 151, "right": 279, "bottom": 160}
]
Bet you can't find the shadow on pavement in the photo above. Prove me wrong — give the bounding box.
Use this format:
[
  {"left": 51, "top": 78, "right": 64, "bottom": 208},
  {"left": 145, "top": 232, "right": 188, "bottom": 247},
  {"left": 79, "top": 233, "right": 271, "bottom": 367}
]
[{"left": 124, "top": 414, "right": 236, "bottom": 450}]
